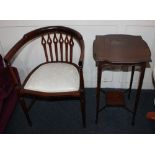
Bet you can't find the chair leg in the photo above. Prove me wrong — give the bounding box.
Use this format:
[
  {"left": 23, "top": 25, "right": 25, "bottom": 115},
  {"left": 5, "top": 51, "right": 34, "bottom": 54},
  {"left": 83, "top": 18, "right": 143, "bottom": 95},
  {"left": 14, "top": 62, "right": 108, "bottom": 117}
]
[
  {"left": 80, "top": 92, "right": 86, "bottom": 128},
  {"left": 19, "top": 97, "right": 32, "bottom": 126}
]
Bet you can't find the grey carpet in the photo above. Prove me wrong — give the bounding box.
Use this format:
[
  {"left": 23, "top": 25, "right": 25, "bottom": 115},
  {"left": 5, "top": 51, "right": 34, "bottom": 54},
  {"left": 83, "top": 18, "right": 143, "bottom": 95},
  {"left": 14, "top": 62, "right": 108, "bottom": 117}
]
[{"left": 5, "top": 89, "right": 155, "bottom": 134}]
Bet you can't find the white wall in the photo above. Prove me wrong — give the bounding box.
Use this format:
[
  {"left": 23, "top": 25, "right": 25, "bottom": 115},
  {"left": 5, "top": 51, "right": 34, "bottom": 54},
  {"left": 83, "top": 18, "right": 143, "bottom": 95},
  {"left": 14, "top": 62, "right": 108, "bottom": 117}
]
[{"left": 0, "top": 20, "right": 155, "bottom": 89}]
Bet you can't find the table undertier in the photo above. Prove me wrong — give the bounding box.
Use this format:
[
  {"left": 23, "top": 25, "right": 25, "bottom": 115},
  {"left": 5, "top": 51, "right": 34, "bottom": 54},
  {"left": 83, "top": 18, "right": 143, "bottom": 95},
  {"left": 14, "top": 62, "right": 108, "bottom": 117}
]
[{"left": 105, "top": 91, "right": 126, "bottom": 106}]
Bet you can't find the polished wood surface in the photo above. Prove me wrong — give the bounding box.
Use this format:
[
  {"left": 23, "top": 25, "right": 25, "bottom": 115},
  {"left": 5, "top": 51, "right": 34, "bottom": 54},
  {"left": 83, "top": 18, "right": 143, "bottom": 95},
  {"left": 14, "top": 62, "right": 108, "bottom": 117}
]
[
  {"left": 93, "top": 35, "right": 151, "bottom": 63},
  {"left": 94, "top": 34, "right": 151, "bottom": 125},
  {"left": 105, "top": 91, "right": 125, "bottom": 106},
  {"left": 4, "top": 26, "right": 86, "bottom": 127}
]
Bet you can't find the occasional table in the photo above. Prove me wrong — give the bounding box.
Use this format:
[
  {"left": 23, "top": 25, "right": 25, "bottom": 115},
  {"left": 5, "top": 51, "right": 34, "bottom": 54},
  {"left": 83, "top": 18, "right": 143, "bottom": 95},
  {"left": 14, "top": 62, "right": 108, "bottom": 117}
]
[{"left": 93, "top": 34, "right": 151, "bottom": 125}]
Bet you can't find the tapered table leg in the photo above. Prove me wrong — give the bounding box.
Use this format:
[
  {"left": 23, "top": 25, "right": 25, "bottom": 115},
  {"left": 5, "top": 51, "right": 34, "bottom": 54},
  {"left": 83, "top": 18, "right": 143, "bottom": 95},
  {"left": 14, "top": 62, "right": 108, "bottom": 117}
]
[
  {"left": 132, "top": 63, "right": 146, "bottom": 125},
  {"left": 128, "top": 66, "right": 135, "bottom": 99},
  {"left": 96, "top": 64, "right": 102, "bottom": 124}
]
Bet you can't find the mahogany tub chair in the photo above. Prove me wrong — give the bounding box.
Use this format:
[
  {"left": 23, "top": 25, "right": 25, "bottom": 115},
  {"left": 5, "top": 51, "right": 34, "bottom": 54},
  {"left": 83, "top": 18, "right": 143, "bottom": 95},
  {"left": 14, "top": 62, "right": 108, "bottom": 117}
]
[{"left": 4, "top": 26, "right": 86, "bottom": 127}]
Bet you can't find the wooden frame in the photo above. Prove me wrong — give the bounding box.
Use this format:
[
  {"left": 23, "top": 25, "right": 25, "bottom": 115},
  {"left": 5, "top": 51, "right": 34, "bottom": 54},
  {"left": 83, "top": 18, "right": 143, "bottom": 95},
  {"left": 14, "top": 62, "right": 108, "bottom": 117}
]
[
  {"left": 4, "top": 26, "right": 86, "bottom": 127},
  {"left": 93, "top": 35, "right": 151, "bottom": 125}
]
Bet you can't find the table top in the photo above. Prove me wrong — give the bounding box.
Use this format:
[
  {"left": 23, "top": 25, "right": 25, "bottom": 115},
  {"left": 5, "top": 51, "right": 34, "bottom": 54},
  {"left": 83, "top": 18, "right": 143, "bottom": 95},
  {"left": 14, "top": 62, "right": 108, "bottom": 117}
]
[{"left": 93, "top": 34, "right": 151, "bottom": 64}]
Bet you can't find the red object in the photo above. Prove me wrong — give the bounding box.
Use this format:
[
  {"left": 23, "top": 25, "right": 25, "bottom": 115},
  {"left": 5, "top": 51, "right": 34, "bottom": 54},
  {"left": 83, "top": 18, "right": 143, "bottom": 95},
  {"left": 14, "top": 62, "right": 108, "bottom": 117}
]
[
  {"left": 0, "top": 54, "right": 18, "bottom": 133},
  {"left": 146, "top": 112, "right": 155, "bottom": 121}
]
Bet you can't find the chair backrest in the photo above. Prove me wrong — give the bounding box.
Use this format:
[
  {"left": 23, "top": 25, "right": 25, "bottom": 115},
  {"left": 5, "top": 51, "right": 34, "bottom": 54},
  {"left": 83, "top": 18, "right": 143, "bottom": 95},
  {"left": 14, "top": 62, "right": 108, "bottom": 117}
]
[{"left": 4, "top": 26, "right": 84, "bottom": 65}]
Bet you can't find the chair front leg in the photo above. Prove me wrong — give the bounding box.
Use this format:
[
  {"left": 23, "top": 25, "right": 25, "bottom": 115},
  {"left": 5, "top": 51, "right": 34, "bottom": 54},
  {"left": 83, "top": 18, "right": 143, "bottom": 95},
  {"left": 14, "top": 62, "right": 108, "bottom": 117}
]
[
  {"left": 19, "top": 97, "right": 32, "bottom": 126},
  {"left": 79, "top": 67, "right": 86, "bottom": 128},
  {"left": 80, "top": 90, "right": 86, "bottom": 128}
]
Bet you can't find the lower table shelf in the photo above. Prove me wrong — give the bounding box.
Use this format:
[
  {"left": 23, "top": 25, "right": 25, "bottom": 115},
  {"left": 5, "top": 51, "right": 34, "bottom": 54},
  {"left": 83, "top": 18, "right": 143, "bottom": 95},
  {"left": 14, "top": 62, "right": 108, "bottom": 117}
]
[
  {"left": 98, "top": 90, "right": 133, "bottom": 114},
  {"left": 106, "top": 91, "right": 125, "bottom": 107}
]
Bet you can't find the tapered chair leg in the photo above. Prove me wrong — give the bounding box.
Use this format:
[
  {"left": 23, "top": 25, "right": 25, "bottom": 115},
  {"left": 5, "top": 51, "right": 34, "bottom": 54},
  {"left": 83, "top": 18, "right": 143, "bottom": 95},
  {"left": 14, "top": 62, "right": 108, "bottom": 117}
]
[
  {"left": 80, "top": 92, "right": 86, "bottom": 128},
  {"left": 19, "top": 98, "right": 32, "bottom": 126}
]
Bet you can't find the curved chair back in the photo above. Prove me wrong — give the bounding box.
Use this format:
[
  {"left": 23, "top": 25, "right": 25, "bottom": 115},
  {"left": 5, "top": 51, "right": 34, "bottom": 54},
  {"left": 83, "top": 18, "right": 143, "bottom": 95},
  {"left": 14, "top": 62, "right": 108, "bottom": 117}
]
[{"left": 4, "top": 26, "right": 84, "bottom": 65}]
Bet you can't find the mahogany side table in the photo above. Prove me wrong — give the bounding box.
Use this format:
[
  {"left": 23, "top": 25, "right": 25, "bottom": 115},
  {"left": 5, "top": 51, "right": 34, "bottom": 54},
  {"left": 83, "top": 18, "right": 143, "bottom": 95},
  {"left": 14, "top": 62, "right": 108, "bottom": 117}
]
[{"left": 93, "top": 34, "right": 151, "bottom": 125}]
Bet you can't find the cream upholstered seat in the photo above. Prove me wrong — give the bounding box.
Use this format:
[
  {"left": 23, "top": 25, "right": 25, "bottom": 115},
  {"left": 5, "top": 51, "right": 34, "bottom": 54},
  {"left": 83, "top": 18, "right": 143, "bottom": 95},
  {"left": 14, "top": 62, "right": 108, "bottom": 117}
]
[{"left": 24, "top": 63, "right": 80, "bottom": 92}]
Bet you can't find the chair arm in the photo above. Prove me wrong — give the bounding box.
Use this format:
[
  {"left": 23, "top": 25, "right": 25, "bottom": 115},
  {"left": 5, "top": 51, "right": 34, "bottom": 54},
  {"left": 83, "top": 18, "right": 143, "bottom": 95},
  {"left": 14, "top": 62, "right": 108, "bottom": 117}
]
[
  {"left": 78, "top": 53, "right": 84, "bottom": 68},
  {"left": 78, "top": 40, "right": 85, "bottom": 68}
]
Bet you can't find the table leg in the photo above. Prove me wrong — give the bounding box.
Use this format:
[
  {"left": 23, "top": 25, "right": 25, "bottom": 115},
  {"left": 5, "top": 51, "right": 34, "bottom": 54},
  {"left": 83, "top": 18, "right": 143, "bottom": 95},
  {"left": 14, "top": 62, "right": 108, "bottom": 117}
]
[
  {"left": 132, "top": 63, "right": 146, "bottom": 125},
  {"left": 128, "top": 66, "right": 135, "bottom": 99},
  {"left": 96, "top": 64, "right": 102, "bottom": 124}
]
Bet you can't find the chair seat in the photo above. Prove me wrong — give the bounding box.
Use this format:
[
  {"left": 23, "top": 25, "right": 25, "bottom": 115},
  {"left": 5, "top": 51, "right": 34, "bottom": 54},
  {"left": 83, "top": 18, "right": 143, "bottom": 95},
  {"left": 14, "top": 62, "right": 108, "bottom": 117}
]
[{"left": 24, "top": 63, "right": 80, "bottom": 93}]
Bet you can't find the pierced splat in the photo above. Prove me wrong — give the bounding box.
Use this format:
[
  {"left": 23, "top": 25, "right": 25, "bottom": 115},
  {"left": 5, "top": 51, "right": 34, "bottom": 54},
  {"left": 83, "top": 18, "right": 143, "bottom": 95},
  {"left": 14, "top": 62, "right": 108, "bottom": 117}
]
[
  {"left": 47, "top": 34, "right": 53, "bottom": 61},
  {"left": 41, "top": 32, "right": 75, "bottom": 63},
  {"left": 53, "top": 33, "right": 58, "bottom": 61},
  {"left": 59, "top": 33, "right": 64, "bottom": 61},
  {"left": 65, "top": 35, "right": 69, "bottom": 62},
  {"left": 69, "top": 36, "right": 74, "bottom": 63},
  {"left": 41, "top": 35, "right": 49, "bottom": 62}
]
